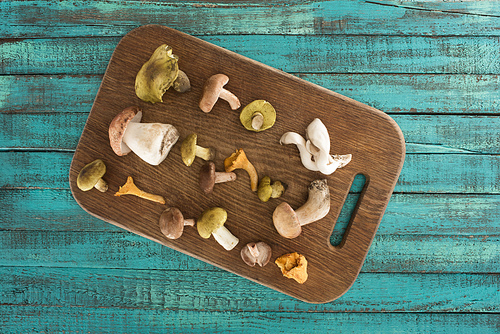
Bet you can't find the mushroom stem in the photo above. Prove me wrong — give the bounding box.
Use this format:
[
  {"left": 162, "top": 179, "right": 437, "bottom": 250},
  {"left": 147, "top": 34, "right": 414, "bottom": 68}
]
[
  {"left": 251, "top": 112, "right": 264, "bottom": 130},
  {"left": 212, "top": 225, "right": 239, "bottom": 251},
  {"left": 295, "top": 179, "right": 330, "bottom": 226},
  {"left": 214, "top": 171, "right": 237, "bottom": 183},
  {"left": 280, "top": 132, "right": 319, "bottom": 171},
  {"left": 115, "top": 176, "right": 165, "bottom": 204},
  {"left": 247, "top": 243, "right": 260, "bottom": 258},
  {"left": 184, "top": 218, "right": 196, "bottom": 226},
  {"left": 218, "top": 88, "right": 241, "bottom": 110},
  {"left": 94, "top": 178, "right": 108, "bottom": 192},
  {"left": 195, "top": 145, "right": 215, "bottom": 161}
]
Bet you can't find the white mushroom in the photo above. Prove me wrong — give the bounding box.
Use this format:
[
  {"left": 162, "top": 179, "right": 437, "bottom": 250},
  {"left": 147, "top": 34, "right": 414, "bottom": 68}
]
[{"left": 109, "top": 106, "right": 180, "bottom": 166}]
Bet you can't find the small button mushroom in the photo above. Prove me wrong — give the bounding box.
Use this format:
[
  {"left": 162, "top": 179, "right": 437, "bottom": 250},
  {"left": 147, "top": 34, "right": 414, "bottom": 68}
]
[
  {"left": 239, "top": 100, "right": 276, "bottom": 132},
  {"left": 109, "top": 106, "right": 180, "bottom": 166},
  {"left": 199, "top": 161, "right": 237, "bottom": 194},
  {"left": 172, "top": 70, "right": 191, "bottom": 93},
  {"left": 273, "top": 179, "right": 330, "bottom": 239},
  {"left": 224, "top": 148, "right": 259, "bottom": 192},
  {"left": 135, "top": 44, "right": 179, "bottom": 104},
  {"left": 240, "top": 242, "right": 272, "bottom": 267},
  {"left": 257, "top": 176, "right": 286, "bottom": 202},
  {"left": 115, "top": 176, "right": 165, "bottom": 204},
  {"left": 199, "top": 74, "right": 241, "bottom": 113},
  {"left": 275, "top": 252, "right": 308, "bottom": 284},
  {"left": 159, "top": 207, "right": 195, "bottom": 239},
  {"left": 180, "top": 133, "right": 216, "bottom": 167},
  {"left": 197, "top": 207, "right": 239, "bottom": 251},
  {"left": 76, "top": 159, "right": 108, "bottom": 192}
]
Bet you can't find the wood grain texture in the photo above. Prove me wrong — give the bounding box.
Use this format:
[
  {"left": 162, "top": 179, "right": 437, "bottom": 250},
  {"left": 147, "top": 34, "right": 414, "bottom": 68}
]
[{"left": 68, "top": 25, "right": 405, "bottom": 303}]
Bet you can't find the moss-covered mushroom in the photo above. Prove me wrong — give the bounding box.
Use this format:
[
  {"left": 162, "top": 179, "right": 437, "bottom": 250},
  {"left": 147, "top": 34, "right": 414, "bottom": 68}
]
[
  {"left": 180, "top": 133, "right": 215, "bottom": 167},
  {"left": 240, "top": 100, "right": 276, "bottom": 132},
  {"left": 257, "top": 176, "right": 286, "bottom": 202},
  {"left": 76, "top": 159, "right": 108, "bottom": 192},
  {"left": 197, "top": 207, "right": 239, "bottom": 251}
]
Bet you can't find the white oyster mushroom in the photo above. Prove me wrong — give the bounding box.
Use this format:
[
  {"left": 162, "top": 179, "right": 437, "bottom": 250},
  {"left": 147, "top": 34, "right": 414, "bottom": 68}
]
[{"left": 279, "top": 131, "right": 319, "bottom": 171}]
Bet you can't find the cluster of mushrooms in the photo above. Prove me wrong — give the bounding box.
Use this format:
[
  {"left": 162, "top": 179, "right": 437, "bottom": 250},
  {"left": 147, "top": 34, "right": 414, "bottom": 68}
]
[{"left": 76, "top": 44, "right": 352, "bottom": 284}]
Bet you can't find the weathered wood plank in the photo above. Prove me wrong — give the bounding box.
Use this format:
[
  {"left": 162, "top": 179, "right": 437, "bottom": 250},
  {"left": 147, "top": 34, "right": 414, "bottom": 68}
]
[
  {"left": 2, "top": 189, "right": 498, "bottom": 236},
  {"left": 2, "top": 152, "right": 498, "bottom": 194},
  {"left": 3, "top": 74, "right": 500, "bottom": 115},
  {"left": 2, "top": 305, "right": 499, "bottom": 333},
  {"left": 3, "top": 0, "right": 500, "bottom": 38},
  {"left": 1, "top": 267, "right": 499, "bottom": 312},
  {"left": 1, "top": 113, "right": 498, "bottom": 154},
  {"left": 3, "top": 35, "right": 500, "bottom": 75},
  {"left": 1, "top": 230, "right": 498, "bottom": 273}
]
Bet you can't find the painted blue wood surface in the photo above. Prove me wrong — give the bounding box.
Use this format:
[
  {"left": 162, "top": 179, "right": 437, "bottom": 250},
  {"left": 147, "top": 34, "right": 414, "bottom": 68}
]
[{"left": 1, "top": 0, "right": 499, "bottom": 332}]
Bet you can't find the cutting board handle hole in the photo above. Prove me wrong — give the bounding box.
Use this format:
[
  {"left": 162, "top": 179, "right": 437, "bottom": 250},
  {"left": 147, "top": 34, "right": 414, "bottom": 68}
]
[{"left": 330, "top": 173, "right": 367, "bottom": 247}]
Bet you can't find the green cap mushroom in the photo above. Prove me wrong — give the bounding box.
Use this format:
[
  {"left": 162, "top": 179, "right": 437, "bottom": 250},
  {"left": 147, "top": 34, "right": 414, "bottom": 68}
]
[
  {"left": 180, "top": 133, "right": 215, "bottom": 167},
  {"left": 76, "top": 159, "right": 108, "bottom": 192},
  {"left": 257, "top": 176, "right": 286, "bottom": 202},
  {"left": 197, "top": 207, "right": 239, "bottom": 251},
  {"left": 135, "top": 44, "right": 179, "bottom": 104},
  {"left": 240, "top": 100, "right": 276, "bottom": 132}
]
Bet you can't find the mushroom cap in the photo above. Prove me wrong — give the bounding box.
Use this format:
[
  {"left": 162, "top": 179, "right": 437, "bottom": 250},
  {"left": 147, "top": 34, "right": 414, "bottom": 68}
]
[
  {"left": 199, "top": 161, "right": 216, "bottom": 194},
  {"left": 199, "top": 74, "right": 230, "bottom": 112},
  {"left": 239, "top": 100, "right": 276, "bottom": 132},
  {"left": 224, "top": 148, "right": 246, "bottom": 172},
  {"left": 159, "top": 207, "right": 185, "bottom": 239},
  {"left": 77, "top": 159, "right": 106, "bottom": 191},
  {"left": 257, "top": 176, "right": 273, "bottom": 202},
  {"left": 272, "top": 202, "right": 302, "bottom": 239},
  {"left": 240, "top": 242, "right": 272, "bottom": 267},
  {"left": 109, "top": 106, "right": 143, "bottom": 156},
  {"left": 180, "top": 133, "right": 198, "bottom": 166},
  {"left": 197, "top": 207, "right": 227, "bottom": 239}
]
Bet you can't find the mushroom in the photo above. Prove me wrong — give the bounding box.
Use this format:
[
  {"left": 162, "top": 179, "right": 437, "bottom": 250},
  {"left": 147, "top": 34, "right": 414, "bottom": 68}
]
[
  {"left": 159, "top": 207, "right": 195, "bottom": 239},
  {"left": 76, "top": 159, "right": 108, "bottom": 192},
  {"left": 199, "top": 161, "right": 237, "bottom": 194},
  {"left": 239, "top": 100, "right": 276, "bottom": 132},
  {"left": 197, "top": 207, "right": 239, "bottom": 251},
  {"left": 240, "top": 242, "right": 272, "bottom": 267},
  {"left": 172, "top": 70, "right": 191, "bottom": 93},
  {"left": 135, "top": 44, "right": 179, "bottom": 104},
  {"left": 199, "top": 74, "right": 241, "bottom": 113},
  {"left": 280, "top": 132, "right": 319, "bottom": 171},
  {"left": 275, "top": 252, "right": 308, "bottom": 284},
  {"left": 115, "top": 176, "right": 165, "bottom": 204},
  {"left": 257, "top": 176, "right": 286, "bottom": 202},
  {"left": 224, "top": 148, "right": 258, "bottom": 192},
  {"left": 180, "top": 133, "right": 216, "bottom": 167},
  {"left": 273, "top": 179, "right": 330, "bottom": 239},
  {"left": 109, "top": 106, "right": 180, "bottom": 166}
]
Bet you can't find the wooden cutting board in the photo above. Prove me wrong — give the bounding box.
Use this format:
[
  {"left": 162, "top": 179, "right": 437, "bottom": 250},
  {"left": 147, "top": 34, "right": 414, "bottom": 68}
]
[{"left": 69, "top": 25, "right": 405, "bottom": 304}]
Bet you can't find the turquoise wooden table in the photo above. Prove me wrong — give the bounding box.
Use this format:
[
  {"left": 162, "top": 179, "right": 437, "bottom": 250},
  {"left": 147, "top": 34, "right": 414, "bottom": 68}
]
[{"left": 1, "top": 1, "right": 499, "bottom": 332}]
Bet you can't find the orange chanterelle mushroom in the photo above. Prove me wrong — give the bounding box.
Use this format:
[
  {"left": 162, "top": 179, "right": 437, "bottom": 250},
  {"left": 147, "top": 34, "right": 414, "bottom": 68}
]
[{"left": 275, "top": 252, "right": 308, "bottom": 284}]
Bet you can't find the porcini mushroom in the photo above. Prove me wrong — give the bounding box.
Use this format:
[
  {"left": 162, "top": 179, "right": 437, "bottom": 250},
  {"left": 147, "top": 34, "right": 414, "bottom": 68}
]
[
  {"left": 257, "top": 176, "right": 286, "bottom": 202},
  {"left": 199, "top": 74, "right": 241, "bottom": 113},
  {"left": 180, "top": 133, "right": 216, "bottom": 167},
  {"left": 199, "top": 161, "right": 237, "bottom": 194},
  {"left": 135, "top": 44, "right": 179, "bottom": 103},
  {"left": 239, "top": 100, "right": 276, "bottom": 132},
  {"left": 197, "top": 207, "right": 239, "bottom": 251},
  {"left": 115, "top": 176, "right": 165, "bottom": 204},
  {"left": 273, "top": 179, "right": 330, "bottom": 239},
  {"left": 159, "top": 207, "right": 195, "bottom": 239},
  {"left": 172, "top": 70, "right": 191, "bottom": 93},
  {"left": 240, "top": 242, "right": 272, "bottom": 267},
  {"left": 275, "top": 252, "right": 308, "bottom": 284},
  {"left": 109, "top": 106, "right": 179, "bottom": 166},
  {"left": 224, "top": 148, "right": 258, "bottom": 192},
  {"left": 76, "top": 159, "right": 108, "bottom": 192}
]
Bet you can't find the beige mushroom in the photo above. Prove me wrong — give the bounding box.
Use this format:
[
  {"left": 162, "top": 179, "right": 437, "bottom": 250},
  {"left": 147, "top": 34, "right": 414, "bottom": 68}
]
[
  {"left": 159, "top": 207, "right": 195, "bottom": 239},
  {"left": 199, "top": 74, "right": 241, "bottom": 113}
]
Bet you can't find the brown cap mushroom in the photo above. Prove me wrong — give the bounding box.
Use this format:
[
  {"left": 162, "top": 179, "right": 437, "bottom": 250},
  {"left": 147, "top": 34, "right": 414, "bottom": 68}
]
[
  {"left": 273, "top": 179, "right": 330, "bottom": 239},
  {"left": 275, "top": 252, "right": 308, "bottom": 284},
  {"left": 197, "top": 207, "right": 239, "bottom": 250},
  {"left": 199, "top": 161, "right": 237, "bottom": 194},
  {"left": 224, "top": 148, "right": 258, "bottom": 192},
  {"left": 159, "top": 207, "right": 195, "bottom": 239},
  {"left": 240, "top": 100, "right": 276, "bottom": 132},
  {"left": 199, "top": 74, "right": 241, "bottom": 113},
  {"left": 180, "top": 133, "right": 216, "bottom": 167},
  {"left": 240, "top": 242, "right": 272, "bottom": 267},
  {"left": 76, "top": 159, "right": 108, "bottom": 192},
  {"left": 109, "top": 106, "right": 179, "bottom": 165}
]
